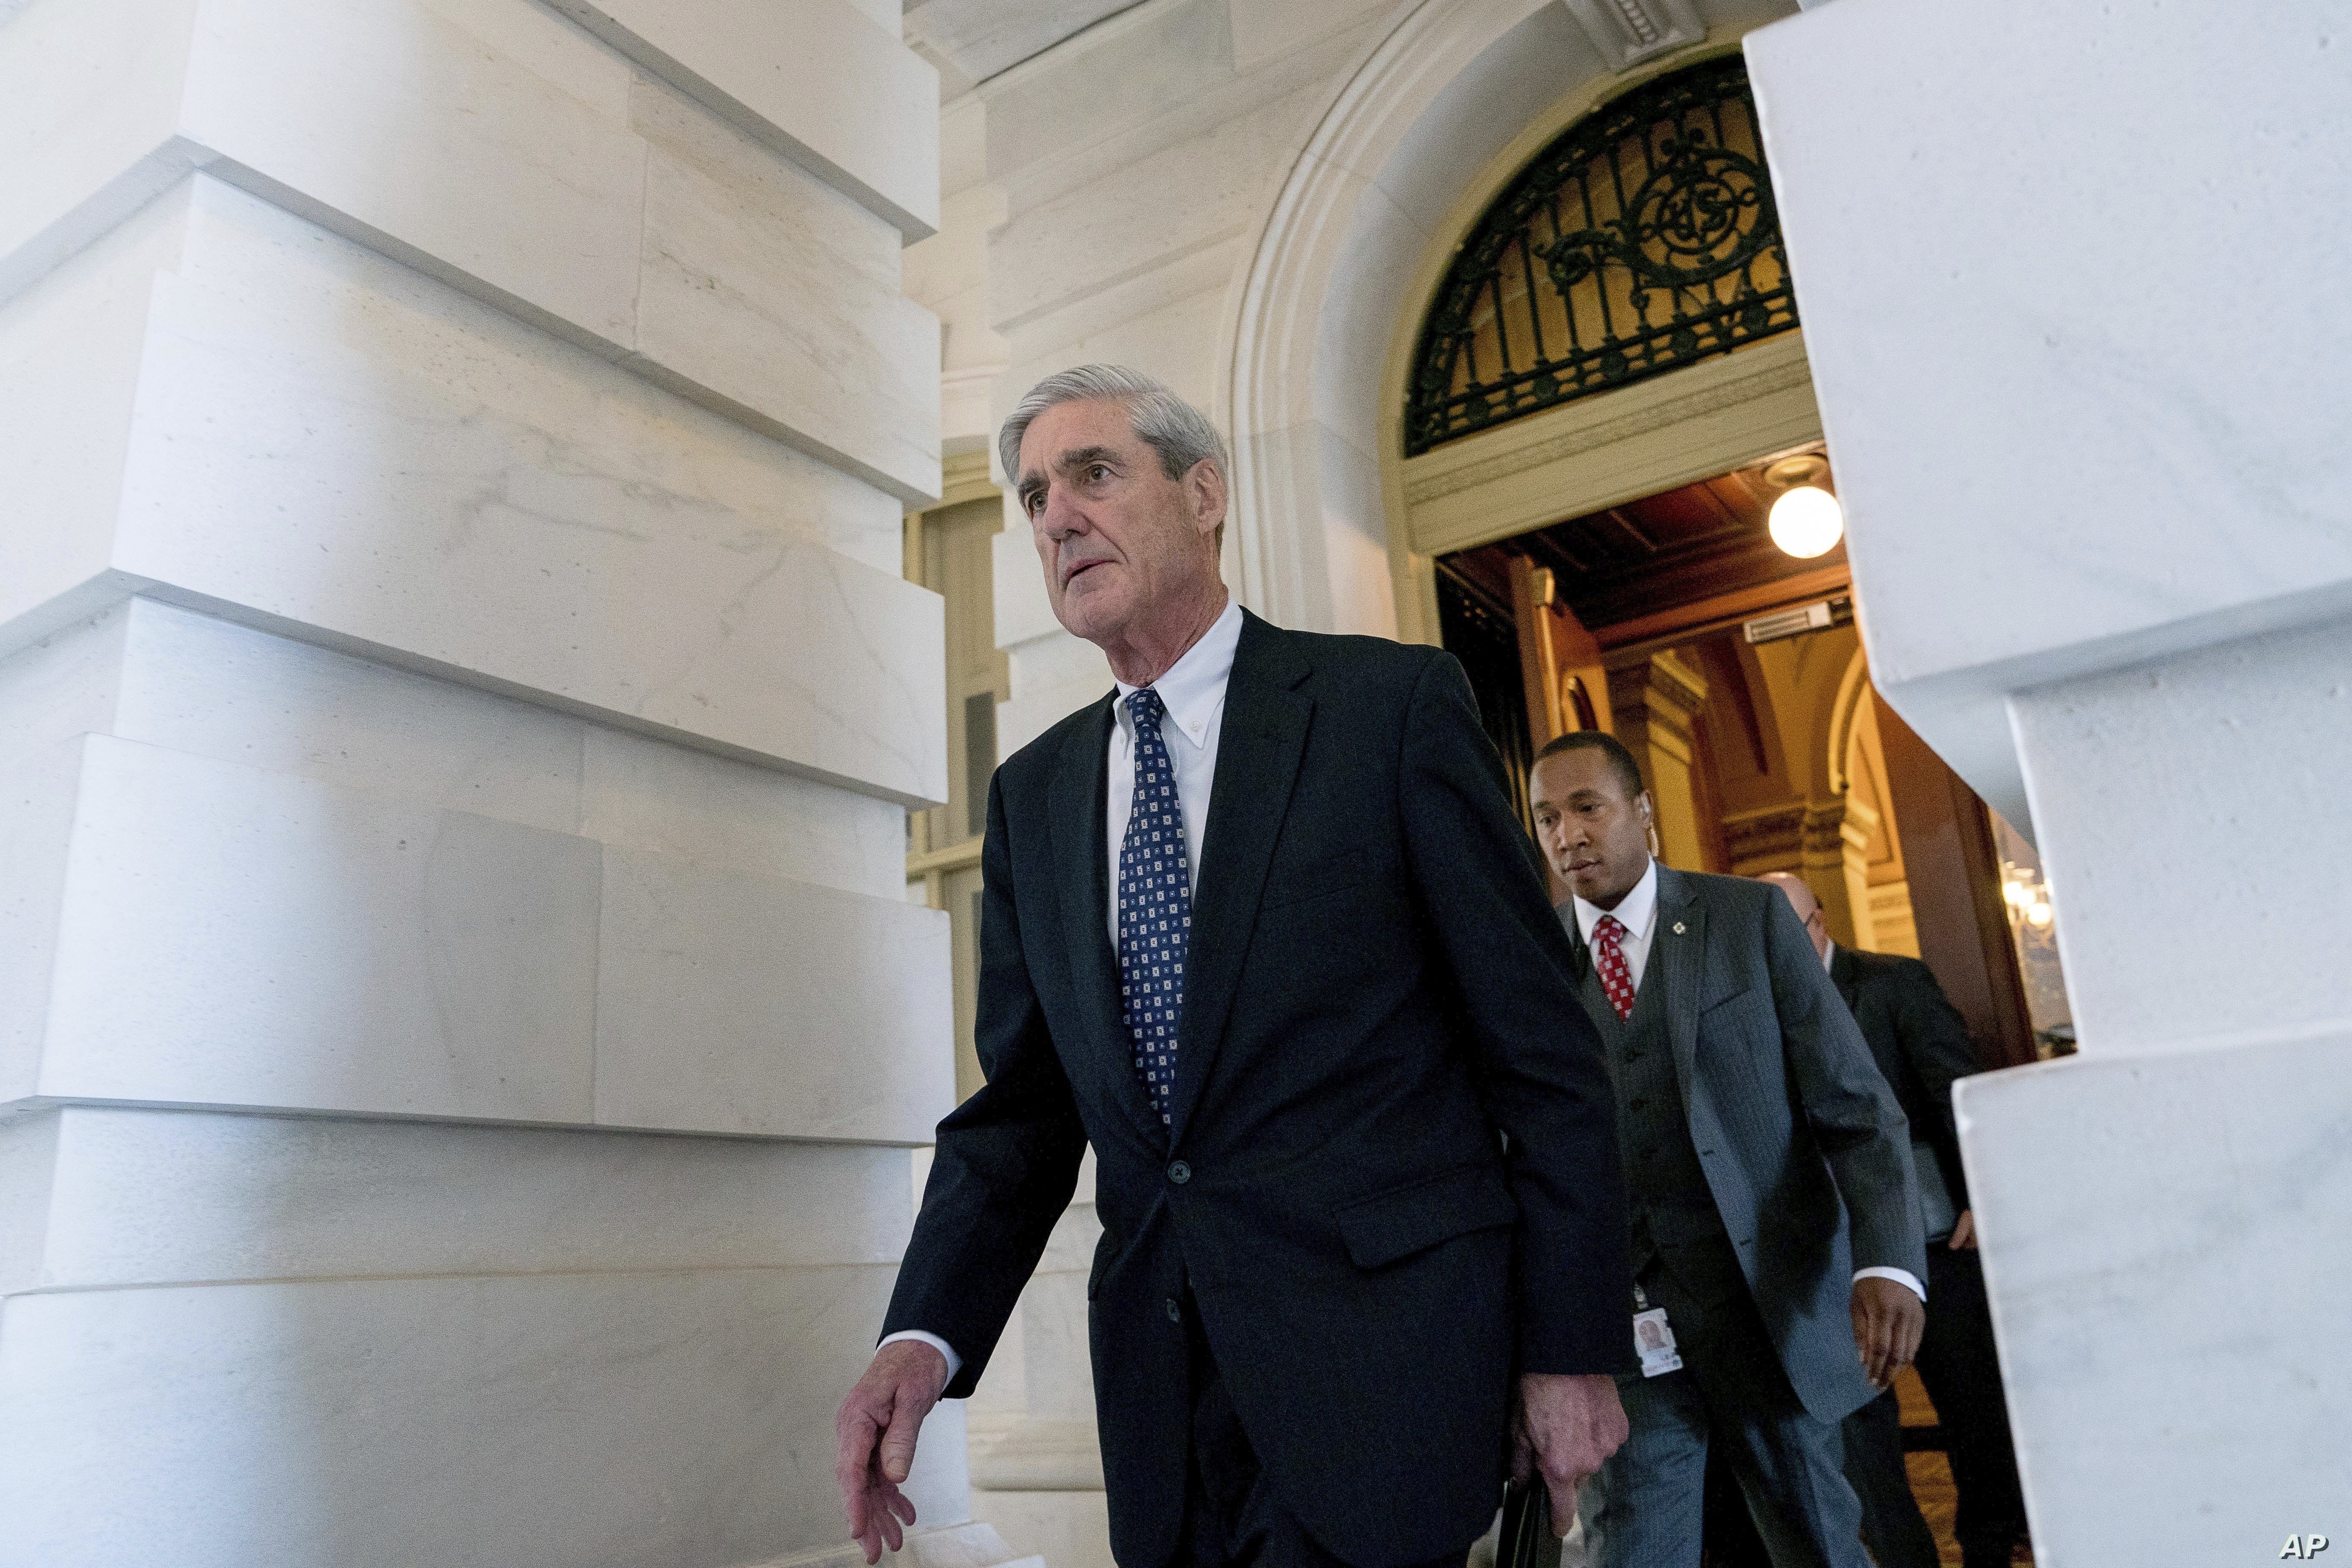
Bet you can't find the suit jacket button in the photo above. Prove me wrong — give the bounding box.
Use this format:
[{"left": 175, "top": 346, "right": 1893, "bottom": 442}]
[
  {"left": 1165, "top": 1298, "right": 1182, "bottom": 1322},
  {"left": 1168, "top": 1161, "right": 1191, "bottom": 1184}
]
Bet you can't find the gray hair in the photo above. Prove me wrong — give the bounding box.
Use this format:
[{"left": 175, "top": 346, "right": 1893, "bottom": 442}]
[{"left": 998, "top": 365, "right": 1230, "bottom": 497}]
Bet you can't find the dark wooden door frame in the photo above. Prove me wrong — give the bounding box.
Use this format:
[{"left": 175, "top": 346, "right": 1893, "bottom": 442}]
[{"left": 1874, "top": 702, "right": 2040, "bottom": 1070}]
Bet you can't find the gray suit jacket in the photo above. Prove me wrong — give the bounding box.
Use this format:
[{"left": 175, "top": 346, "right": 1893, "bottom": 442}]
[{"left": 1562, "top": 864, "right": 1927, "bottom": 1420}]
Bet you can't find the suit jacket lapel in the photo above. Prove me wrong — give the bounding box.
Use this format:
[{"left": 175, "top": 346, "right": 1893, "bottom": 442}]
[
  {"left": 1655, "top": 866, "right": 1706, "bottom": 1114},
  {"left": 1047, "top": 694, "right": 1169, "bottom": 1150},
  {"left": 1165, "top": 612, "right": 1313, "bottom": 1148}
]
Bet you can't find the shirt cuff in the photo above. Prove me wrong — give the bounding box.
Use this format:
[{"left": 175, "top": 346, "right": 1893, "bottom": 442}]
[
  {"left": 1853, "top": 1266, "right": 1927, "bottom": 1303},
  {"left": 877, "top": 1330, "right": 963, "bottom": 1392}
]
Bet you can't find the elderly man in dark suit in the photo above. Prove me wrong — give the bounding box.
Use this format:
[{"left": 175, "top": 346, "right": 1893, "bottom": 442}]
[
  {"left": 1529, "top": 731, "right": 1926, "bottom": 1568},
  {"left": 832, "top": 366, "right": 1636, "bottom": 1568},
  {"left": 1759, "top": 873, "right": 2030, "bottom": 1568}
]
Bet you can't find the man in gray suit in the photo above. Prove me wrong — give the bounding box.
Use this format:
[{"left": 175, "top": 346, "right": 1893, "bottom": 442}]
[{"left": 1528, "top": 731, "right": 1927, "bottom": 1568}]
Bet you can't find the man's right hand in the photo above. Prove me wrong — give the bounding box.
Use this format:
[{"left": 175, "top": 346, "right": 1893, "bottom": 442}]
[
  {"left": 1513, "top": 1372, "right": 1629, "bottom": 1536},
  {"left": 835, "top": 1340, "right": 949, "bottom": 1563}
]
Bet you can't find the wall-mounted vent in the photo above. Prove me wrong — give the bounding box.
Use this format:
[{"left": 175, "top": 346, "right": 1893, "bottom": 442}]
[{"left": 1744, "top": 596, "right": 1852, "bottom": 645}]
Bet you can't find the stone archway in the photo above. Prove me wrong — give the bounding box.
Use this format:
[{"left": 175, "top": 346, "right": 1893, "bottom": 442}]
[
  {"left": 1216, "top": 0, "right": 1599, "bottom": 641},
  {"left": 1217, "top": 0, "right": 1800, "bottom": 644}
]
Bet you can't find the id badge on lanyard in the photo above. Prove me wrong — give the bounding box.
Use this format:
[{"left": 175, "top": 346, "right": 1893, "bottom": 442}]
[{"left": 1631, "top": 1281, "right": 1683, "bottom": 1377}]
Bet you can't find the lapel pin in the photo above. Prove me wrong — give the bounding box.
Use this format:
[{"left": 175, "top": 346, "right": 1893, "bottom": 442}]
[{"left": 1672, "top": 922, "right": 1687, "bottom": 935}]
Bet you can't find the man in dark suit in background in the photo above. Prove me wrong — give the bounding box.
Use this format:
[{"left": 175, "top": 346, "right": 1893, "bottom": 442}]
[
  {"left": 1759, "top": 874, "right": 2030, "bottom": 1568},
  {"left": 833, "top": 365, "right": 1635, "bottom": 1568},
  {"left": 1529, "top": 732, "right": 1926, "bottom": 1568}
]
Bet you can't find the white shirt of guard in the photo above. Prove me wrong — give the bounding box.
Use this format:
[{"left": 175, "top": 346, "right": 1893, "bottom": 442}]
[
  {"left": 879, "top": 596, "right": 1245, "bottom": 1389},
  {"left": 1570, "top": 860, "right": 1924, "bottom": 1304}
]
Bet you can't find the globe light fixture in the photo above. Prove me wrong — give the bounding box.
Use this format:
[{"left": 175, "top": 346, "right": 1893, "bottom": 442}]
[
  {"left": 1762, "top": 454, "right": 1845, "bottom": 559},
  {"left": 1768, "top": 486, "right": 1844, "bottom": 558}
]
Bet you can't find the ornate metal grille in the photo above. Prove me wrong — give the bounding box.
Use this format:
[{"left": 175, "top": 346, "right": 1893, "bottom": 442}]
[{"left": 1404, "top": 55, "right": 1797, "bottom": 456}]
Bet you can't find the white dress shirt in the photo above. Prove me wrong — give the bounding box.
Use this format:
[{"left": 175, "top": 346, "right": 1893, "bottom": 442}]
[
  {"left": 1567, "top": 858, "right": 1662, "bottom": 987},
  {"left": 880, "top": 599, "right": 1246, "bottom": 1390},
  {"left": 1103, "top": 596, "right": 1240, "bottom": 944},
  {"left": 1572, "top": 860, "right": 1924, "bottom": 1305}
]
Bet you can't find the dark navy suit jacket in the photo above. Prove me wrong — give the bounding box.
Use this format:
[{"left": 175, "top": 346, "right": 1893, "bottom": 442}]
[{"left": 884, "top": 610, "right": 1631, "bottom": 1568}]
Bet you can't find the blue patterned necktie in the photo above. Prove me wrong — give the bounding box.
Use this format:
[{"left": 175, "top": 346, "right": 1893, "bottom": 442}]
[{"left": 1118, "top": 686, "right": 1193, "bottom": 1126}]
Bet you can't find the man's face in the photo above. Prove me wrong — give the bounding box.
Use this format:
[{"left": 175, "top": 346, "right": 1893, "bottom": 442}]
[
  {"left": 1015, "top": 398, "right": 1221, "bottom": 648},
  {"left": 1529, "top": 748, "right": 1652, "bottom": 907}
]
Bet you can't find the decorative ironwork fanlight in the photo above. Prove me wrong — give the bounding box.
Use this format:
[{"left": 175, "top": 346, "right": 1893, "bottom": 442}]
[{"left": 1403, "top": 55, "right": 1797, "bottom": 456}]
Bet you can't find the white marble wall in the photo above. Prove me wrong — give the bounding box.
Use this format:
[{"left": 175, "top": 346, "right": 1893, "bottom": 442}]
[
  {"left": 0, "top": 1106, "right": 975, "bottom": 1568},
  {"left": 903, "top": 93, "right": 1011, "bottom": 451},
  {"left": 0, "top": 1, "right": 1022, "bottom": 1563},
  {"left": 1747, "top": 1, "right": 2352, "bottom": 1560}
]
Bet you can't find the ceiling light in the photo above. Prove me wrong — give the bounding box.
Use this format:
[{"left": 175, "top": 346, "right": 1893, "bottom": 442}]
[
  {"left": 1762, "top": 453, "right": 1846, "bottom": 560},
  {"left": 1768, "top": 487, "right": 1843, "bottom": 558}
]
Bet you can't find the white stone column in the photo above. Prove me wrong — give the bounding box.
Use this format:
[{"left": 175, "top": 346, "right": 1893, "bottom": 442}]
[
  {"left": 0, "top": 3, "right": 1028, "bottom": 1565},
  {"left": 1749, "top": 3, "right": 2352, "bottom": 1559}
]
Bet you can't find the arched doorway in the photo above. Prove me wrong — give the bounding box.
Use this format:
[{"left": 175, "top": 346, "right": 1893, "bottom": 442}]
[{"left": 1388, "top": 49, "right": 2060, "bottom": 1069}]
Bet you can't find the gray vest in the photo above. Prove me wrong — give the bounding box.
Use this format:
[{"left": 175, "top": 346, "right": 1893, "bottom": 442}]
[{"left": 1579, "top": 928, "right": 1739, "bottom": 1291}]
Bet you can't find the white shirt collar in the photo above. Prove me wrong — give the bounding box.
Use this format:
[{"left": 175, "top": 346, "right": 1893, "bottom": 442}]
[
  {"left": 1571, "top": 857, "right": 1658, "bottom": 946},
  {"left": 1822, "top": 938, "right": 1838, "bottom": 974},
  {"left": 1113, "top": 596, "right": 1241, "bottom": 752}
]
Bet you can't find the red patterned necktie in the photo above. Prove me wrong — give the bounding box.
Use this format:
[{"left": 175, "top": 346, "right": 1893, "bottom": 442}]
[{"left": 1592, "top": 913, "right": 1637, "bottom": 1021}]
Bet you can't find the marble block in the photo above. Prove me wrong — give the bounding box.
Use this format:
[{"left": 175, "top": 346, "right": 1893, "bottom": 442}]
[
  {"left": 1747, "top": 0, "right": 2352, "bottom": 826},
  {"left": 998, "top": 628, "right": 1114, "bottom": 758},
  {"left": 0, "top": 1265, "right": 972, "bottom": 1568},
  {"left": 630, "top": 75, "right": 942, "bottom": 515},
  {"left": 0, "top": 597, "right": 580, "bottom": 834},
  {"left": 4, "top": 734, "right": 951, "bottom": 1138},
  {"left": 0, "top": 599, "right": 913, "bottom": 902},
  {"left": 595, "top": 843, "right": 954, "bottom": 1143},
  {"left": 0, "top": 0, "right": 940, "bottom": 500},
  {"left": 547, "top": 0, "right": 940, "bottom": 240},
  {"left": 580, "top": 724, "right": 908, "bottom": 903},
  {"left": 0, "top": 742, "right": 83, "bottom": 1105},
  {"left": 0, "top": 177, "right": 946, "bottom": 806},
  {"left": 2008, "top": 614, "right": 2352, "bottom": 1052},
  {"left": 993, "top": 520, "right": 1061, "bottom": 650},
  {"left": 27, "top": 734, "right": 604, "bottom": 1122},
  {"left": 1957, "top": 1033, "right": 2352, "bottom": 1567},
  {"left": 181, "top": 0, "right": 646, "bottom": 343},
  {"left": 0, "top": 1105, "right": 918, "bottom": 1293},
  {"left": 0, "top": 0, "right": 197, "bottom": 304}
]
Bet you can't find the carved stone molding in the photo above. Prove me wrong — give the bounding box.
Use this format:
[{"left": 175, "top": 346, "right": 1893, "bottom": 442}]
[
  {"left": 1725, "top": 796, "right": 1860, "bottom": 872},
  {"left": 1405, "top": 348, "right": 1814, "bottom": 507},
  {"left": 1724, "top": 801, "right": 1806, "bottom": 868},
  {"left": 1802, "top": 798, "right": 1855, "bottom": 857},
  {"left": 969, "top": 1417, "right": 1107, "bottom": 1493},
  {"left": 1559, "top": 0, "right": 1707, "bottom": 70}
]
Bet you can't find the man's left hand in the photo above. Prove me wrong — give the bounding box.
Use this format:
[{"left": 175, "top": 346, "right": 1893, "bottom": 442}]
[
  {"left": 1513, "top": 1372, "right": 1628, "bottom": 1536},
  {"left": 1947, "top": 1209, "right": 1977, "bottom": 1250},
  {"left": 1850, "top": 1276, "right": 1925, "bottom": 1390}
]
